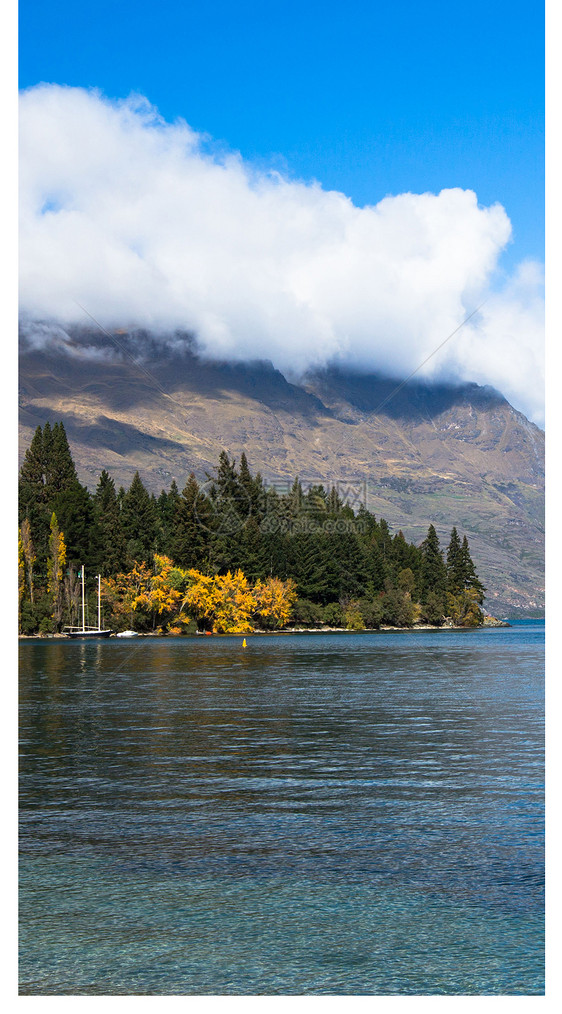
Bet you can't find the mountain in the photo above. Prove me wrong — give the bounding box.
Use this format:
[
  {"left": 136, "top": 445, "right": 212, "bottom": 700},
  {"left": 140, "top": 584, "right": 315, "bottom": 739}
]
[{"left": 18, "top": 324, "right": 544, "bottom": 617}]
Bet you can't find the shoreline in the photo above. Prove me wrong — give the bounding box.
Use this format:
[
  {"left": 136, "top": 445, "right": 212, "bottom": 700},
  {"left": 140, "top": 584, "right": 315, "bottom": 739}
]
[{"left": 18, "top": 617, "right": 513, "bottom": 639}]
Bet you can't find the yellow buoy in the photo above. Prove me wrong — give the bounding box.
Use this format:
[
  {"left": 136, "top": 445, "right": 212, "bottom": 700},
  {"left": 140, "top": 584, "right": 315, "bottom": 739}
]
[{"left": 242, "top": 638, "right": 247, "bottom": 647}]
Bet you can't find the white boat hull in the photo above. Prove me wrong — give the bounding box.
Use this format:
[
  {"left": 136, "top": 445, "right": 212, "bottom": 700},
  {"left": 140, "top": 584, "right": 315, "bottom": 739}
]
[{"left": 66, "top": 629, "right": 112, "bottom": 639}]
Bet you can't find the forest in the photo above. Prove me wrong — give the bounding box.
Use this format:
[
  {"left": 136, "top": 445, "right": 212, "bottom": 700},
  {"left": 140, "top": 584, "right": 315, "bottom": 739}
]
[{"left": 18, "top": 421, "right": 486, "bottom": 635}]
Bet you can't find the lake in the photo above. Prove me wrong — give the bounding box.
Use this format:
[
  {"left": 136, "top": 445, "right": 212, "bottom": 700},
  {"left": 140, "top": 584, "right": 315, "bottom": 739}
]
[{"left": 19, "top": 621, "right": 544, "bottom": 994}]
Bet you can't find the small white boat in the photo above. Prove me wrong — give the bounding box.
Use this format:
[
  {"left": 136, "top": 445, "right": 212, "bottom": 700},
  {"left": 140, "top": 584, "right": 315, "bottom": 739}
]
[
  {"left": 116, "top": 630, "right": 139, "bottom": 638},
  {"left": 65, "top": 569, "right": 112, "bottom": 638}
]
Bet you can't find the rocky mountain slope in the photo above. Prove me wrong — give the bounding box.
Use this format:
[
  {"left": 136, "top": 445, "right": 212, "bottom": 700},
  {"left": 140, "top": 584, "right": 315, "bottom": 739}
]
[{"left": 19, "top": 325, "right": 544, "bottom": 616}]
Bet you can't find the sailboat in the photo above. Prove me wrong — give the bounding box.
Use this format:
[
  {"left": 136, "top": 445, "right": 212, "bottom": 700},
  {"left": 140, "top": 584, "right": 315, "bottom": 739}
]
[{"left": 65, "top": 567, "right": 112, "bottom": 638}]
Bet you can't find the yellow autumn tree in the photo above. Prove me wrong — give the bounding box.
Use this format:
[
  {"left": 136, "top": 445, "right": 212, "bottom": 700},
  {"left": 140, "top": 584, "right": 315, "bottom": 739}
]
[
  {"left": 343, "top": 600, "right": 365, "bottom": 630},
  {"left": 253, "top": 576, "right": 297, "bottom": 629},
  {"left": 18, "top": 530, "right": 25, "bottom": 630},
  {"left": 447, "top": 588, "right": 483, "bottom": 628},
  {"left": 47, "top": 513, "right": 66, "bottom": 630},
  {"left": 184, "top": 569, "right": 256, "bottom": 633},
  {"left": 103, "top": 561, "right": 153, "bottom": 630},
  {"left": 143, "top": 555, "right": 187, "bottom": 629},
  {"left": 103, "top": 556, "right": 190, "bottom": 632},
  {"left": 20, "top": 518, "right": 36, "bottom": 605}
]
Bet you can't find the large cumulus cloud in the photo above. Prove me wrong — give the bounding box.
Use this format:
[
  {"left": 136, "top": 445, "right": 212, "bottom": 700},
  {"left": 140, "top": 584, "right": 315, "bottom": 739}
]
[{"left": 19, "top": 84, "right": 544, "bottom": 424}]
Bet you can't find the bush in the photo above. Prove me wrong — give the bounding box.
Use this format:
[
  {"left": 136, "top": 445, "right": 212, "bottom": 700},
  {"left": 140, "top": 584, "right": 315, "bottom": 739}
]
[
  {"left": 291, "top": 598, "right": 324, "bottom": 627},
  {"left": 420, "top": 591, "right": 446, "bottom": 626},
  {"left": 39, "top": 615, "right": 54, "bottom": 635},
  {"left": 381, "top": 588, "right": 416, "bottom": 626},
  {"left": 323, "top": 602, "right": 345, "bottom": 627},
  {"left": 447, "top": 590, "right": 483, "bottom": 627},
  {"left": 358, "top": 597, "right": 384, "bottom": 628},
  {"left": 343, "top": 601, "right": 365, "bottom": 630},
  {"left": 20, "top": 600, "right": 38, "bottom": 635}
]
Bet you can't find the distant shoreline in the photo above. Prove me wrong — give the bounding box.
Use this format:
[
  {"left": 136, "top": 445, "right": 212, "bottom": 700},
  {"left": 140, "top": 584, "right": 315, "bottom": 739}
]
[{"left": 19, "top": 618, "right": 514, "bottom": 640}]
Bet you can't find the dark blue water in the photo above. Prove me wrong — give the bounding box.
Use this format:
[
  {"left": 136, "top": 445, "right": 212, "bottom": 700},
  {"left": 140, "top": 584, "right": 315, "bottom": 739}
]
[{"left": 19, "top": 621, "right": 544, "bottom": 994}]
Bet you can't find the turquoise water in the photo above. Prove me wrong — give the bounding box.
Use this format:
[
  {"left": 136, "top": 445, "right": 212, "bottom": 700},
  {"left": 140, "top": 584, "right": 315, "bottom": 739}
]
[{"left": 19, "top": 622, "right": 544, "bottom": 994}]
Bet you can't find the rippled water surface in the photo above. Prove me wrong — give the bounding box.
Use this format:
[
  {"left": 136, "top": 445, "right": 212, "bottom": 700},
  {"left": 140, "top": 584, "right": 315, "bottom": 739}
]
[{"left": 19, "top": 622, "right": 544, "bottom": 994}]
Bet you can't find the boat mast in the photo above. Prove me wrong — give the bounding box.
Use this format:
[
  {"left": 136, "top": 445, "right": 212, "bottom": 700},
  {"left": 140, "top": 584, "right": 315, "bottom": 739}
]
[
  {"left": 81, "top": 566, "right": 85, "bottom": 632},
  {"left": 98, "top": 575, "right": 101, "bottom": 631}
]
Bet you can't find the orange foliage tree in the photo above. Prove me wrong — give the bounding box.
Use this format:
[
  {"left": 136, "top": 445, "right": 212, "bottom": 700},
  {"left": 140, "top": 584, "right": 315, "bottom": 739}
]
[
  {"left": 253, "top": 576, "right": 297, "bottom": 629},
  {"left": 103, "top": 560, "right": 297, "bottom": 635},
  {"left": 103, "top": 555, "right": 190, "bottom": 632},
  {"left": 184, "top": 569, "right": 256, "bottom": 633}
]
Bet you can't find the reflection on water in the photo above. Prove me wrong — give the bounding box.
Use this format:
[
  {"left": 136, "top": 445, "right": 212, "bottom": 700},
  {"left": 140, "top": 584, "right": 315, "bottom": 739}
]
[{"left": 19, "top": 624, "right": 544, "bottom": 994}]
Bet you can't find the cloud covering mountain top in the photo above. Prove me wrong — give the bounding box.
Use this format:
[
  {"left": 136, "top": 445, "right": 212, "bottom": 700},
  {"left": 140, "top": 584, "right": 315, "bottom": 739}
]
[{"left": 19, "top": 85, "right": 544, "bottom": 424}]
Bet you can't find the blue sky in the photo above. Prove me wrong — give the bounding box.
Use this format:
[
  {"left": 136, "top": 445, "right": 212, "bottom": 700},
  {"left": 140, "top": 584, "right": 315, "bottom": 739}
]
[{"left": 19, "top": 0, "right": 544, "bottom": 273}]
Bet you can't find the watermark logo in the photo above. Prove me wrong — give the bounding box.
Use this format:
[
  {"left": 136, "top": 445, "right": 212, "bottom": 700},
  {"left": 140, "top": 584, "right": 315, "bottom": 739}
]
[{"left": 192, "top": 477, "right": 368, "bottom": 535}]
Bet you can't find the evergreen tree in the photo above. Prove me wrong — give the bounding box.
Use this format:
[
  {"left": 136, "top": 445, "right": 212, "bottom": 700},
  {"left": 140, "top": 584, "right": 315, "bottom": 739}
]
[
  {"left": 303, "top": 484, "right": 328, "bottom": 526},
  {"left": 216, "top": 451, "right": 240, "bottom": 504},
  {"left": 460, "top": 536, "right": 486, "bottom": 603},
  {"left": 377, "top": 518, "right": 393, "bottom": 560},
  {"left": 420, "top": 524, "right": 447, "bottom": 610},
  {"left": 121, "top": 471, "right": 159, "bottom": 564},
  {"left": 19, "top": 425, "right": 46, "bottom": 507},
  {"left": 45, "top": 422, "right": 78, "bottom": 498},
  {"left": 288, "top": 530, "right": 335, "bottom": 603},
  {"left": 53, "top": 483, "right": 99, "bottom": 570},
  {"left": 156, "top": 480, "right": 181, "bottom": 556},
  {"left": 326, "top": 485, "right": 344, "bottom": 515},
  {"left": 364, "top": 535, "right": 387, "bottom": 593},
  {"left": 19, "top": 424, "right": 50, "bottom": 561},
  {"left": 327, "top": 529, "right": 369, "bottom": 600},
  {"left": 93, "top": 470, "right": 127, "bottom": 575},
  {"left": 237, "top": 516, "right": 267, "bottom": 580},
  {"left": 172, "top": 474, "right": 212, "bottom": 570},
  {"left": 446, "top": 526, "right": 464, "bottom": 594},
  {"left": 238, "top": 452, "right": 260, "bottom": 516},
  {"left": 286, "top": 477, "right": 304, "bottom": 527},
  {"left": 19, "top": 420, "right": 96, "bottom": 571}
]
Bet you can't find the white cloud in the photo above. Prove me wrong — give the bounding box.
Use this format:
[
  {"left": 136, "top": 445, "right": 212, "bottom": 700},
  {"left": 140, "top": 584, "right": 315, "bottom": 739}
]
[{"left": 19, "top": 84, "right": 544, "bottom": 424}]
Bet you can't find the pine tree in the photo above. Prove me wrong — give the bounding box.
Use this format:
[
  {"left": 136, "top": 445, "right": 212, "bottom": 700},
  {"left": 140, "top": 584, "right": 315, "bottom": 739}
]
[
  {"left": 53, "top": 482, "right": 98, "bottom": 570},
  {"left": 121, "top": 472, "right": 159, "bottom": 564},
  {"left": 238, "top": 452, "right": 258, "bottom": 516},
  {"left": 157, "top": 480, "right": 181, "bottom": 557},
  {"left": 327, "top": 485, "right": 344, "bottom": 514},
  {"left": 460, "top": 536, "right": 486, "bottom": 603},
  {"left": 446, "top": 527, "right": 464, "bottom": 594},
  {"left": 216, "top": 451, "right": 240, "bottom": 502},
  {"left": 377, "top": 518, "right": 393, "bottom": 559},
  {"left": 237, "top": 516, "right": 265, "bottom": 579},
  {"left": 93, "top": 470, "right": 127, "bottom": 575},
  {"left": 327, "top": 529, "right": 369, "bottom": 600},
  {"left": 19, "top": 425, "right": 46, "bottom": 508},
  {"left": 420, "top": 524, "right": 447, "bottom": 609},
  {"left": 19, "top": 421, "right": 95, "bottom": 573},
  {"left": 45, "top": 422, "right": 78, "bottom": 498},
  {"left": 303, "top": 484, "right": 328, "bottom": 526},
  {"left": 19, "top": 424, "right": 50, "bottom": 562},
  {"left": 288, "top": 530, "right": 338, "bottom": 604},
  {"left": 172, "top": 474, "right": 212, "bottom": 570},
  {"left": 365, "top": 535, "right": 387, "bottom": 593},
  {"left": 286, "top": 477, "right": 304, "bottom": 526}
]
